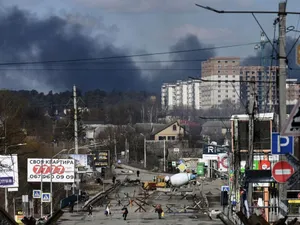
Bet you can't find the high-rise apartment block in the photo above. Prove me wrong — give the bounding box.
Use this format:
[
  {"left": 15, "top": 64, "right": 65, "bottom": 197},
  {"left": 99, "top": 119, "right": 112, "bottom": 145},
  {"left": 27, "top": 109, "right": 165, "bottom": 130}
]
[
  {"left": 161, "top": 57, "right": 299, "bottom": 111},
  {"left": 201, "top": 57, "right": 240, "bottom": 108},
  {"left": 161, "top": 80, "right": 201, "bottom": 110}
]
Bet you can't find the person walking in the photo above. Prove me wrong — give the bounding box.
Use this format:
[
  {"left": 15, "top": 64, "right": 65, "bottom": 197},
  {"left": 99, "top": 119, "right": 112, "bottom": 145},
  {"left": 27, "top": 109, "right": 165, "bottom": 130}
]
[
  {"left": 122, "top": 206, "right": 128, "bottom": 220},
  {"left": 155, "top": 204, "right": 163, "bottom": 219},
  {"left": 112, "top": 176, "right": 116, "bottom": 185},
  {"left": 136, "top": 170, "right": 140, "bottom": 178},
  {"left": 88, "top": 204, "right": 93, "bottom": 216}
]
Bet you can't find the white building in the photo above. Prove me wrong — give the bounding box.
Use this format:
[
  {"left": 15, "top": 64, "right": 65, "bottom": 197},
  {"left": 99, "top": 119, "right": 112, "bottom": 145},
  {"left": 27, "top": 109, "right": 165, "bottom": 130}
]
[
  {"left": 161, "top": 80, "right": 201, "bottom": 110},
  {"left": 200, "top": 74, "right": 240, "bottom": 108}
]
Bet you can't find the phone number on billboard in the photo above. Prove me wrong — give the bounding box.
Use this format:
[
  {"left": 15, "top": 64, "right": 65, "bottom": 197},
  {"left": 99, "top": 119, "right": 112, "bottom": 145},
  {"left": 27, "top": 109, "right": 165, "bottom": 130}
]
[{"left": 28, "top": 174, "right": 74, "bottom": 180}]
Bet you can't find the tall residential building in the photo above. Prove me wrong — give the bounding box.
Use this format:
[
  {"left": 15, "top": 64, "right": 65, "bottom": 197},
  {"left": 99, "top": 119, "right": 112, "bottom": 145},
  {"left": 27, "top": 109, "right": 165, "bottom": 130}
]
[
  {"left": 286, "top": 78, "right": 300, "bottom": 105},
  {"left": 161, "top": 80, "right": 201, "bottom": 110},
  {"left": 201, "top": 57, "right": 241, "bottom": 108},
  {"left": 240, "top": 66, "right": 277, "bottom": 112}
]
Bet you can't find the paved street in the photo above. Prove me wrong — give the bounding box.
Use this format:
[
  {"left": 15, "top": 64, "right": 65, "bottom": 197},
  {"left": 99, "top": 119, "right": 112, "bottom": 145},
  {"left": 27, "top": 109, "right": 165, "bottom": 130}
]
[{"left": 58, "top": 170, "right": 225, "bottom": 225}]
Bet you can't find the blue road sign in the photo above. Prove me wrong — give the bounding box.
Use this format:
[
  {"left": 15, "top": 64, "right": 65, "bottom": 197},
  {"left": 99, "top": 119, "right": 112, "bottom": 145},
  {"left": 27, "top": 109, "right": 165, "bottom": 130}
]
[
  {"left": 221, "top": 186, "right": 230, "bottom": 192},
  {"left": 33, "top": 190, "right": 41, "bottom": 199},
  {"left": 0, "top": 177, "right": 13, "bottom": 186},
  {"left": 42, "top": 193, "right": 51, "bottom": 202},
  {"left": 271, "top": 132, "right": 294, "bottom": 155}
]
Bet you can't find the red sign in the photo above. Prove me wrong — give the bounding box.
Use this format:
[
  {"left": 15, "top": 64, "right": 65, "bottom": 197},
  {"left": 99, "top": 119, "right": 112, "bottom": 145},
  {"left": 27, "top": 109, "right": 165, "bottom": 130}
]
[
  {"left": 298, "top": 193, "right": 300, "bottom": 199},
  {"left": 272, "top": 161, "right": 294, "bottom": 183},
  {"left": 32, "top": 165, "right": 65, "bottom": 175},
  {"left": 259, "top": 160, "right": 271, "bottom": 170}
]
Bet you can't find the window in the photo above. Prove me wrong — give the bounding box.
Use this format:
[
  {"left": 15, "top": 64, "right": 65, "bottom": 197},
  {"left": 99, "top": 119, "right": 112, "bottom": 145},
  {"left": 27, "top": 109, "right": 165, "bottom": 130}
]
[
  {"left": 226, "top": 90, "right": 228, "bottom": 93},
  {"left": 168, "top": 136, "right": 175, "bottom": 140},
  {"left": 172, "top": 125, "right": 177, "bottom": 131},
  {"left": 218, "top": 71, "right": 220, "bottom": 73},
  {"left": 159, "top": 136, "right": 166, "bottom": 140},
  {"left": 218, "top": 75, "right": 221, "bottom": 78},
  {"left": 232, "top": 61, "right": 235, "bottom": 63},
  {"left": 225, "top": 61, "right": 228, "bottom": 63},
  {"left": 218, "top": 95, "right": 221, "bottom": 98},
  {"left": 218, "top": 90, "right": 221, "bottom": 93},
  {"left": 218, "top": 61, "right": 220, "bottom": 63}
]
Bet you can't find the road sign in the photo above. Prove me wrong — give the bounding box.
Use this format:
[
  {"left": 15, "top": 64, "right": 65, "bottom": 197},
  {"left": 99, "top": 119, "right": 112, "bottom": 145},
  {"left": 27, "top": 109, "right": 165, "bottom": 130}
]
[
  {"left": 41, "top": 193, "right": 51, "bottom": 203},
  {"left": 221, "top": 186, "right": 229, "bottom": 192},
  {"left": 282, "top": 100, "right": 300, "bottom": 136},
  {"left": 33, "top": 190, "right": 41, "bottom": 199},
  {"left": 271, "top": 133, "right": 294, "bottom": 154},
  {"left": 178, "top": 163, "right": 186, "bottom": 172},
  {"left": 272, "top": 161, "right": 295, "bottom": 183},
  {"left": 22, "top": 195, "right": 28, "bottom": 203}
]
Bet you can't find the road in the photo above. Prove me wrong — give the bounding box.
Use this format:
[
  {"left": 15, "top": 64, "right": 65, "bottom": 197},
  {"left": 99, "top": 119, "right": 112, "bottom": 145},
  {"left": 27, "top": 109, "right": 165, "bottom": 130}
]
[{"left": 57, "top": 170, "right": 225, "bottom": 225}]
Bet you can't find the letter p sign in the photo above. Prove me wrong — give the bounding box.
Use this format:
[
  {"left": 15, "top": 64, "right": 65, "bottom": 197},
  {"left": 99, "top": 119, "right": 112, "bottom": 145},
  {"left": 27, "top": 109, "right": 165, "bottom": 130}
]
[{"left": 272, "top": 132, "right": 294, "bottom": 155}]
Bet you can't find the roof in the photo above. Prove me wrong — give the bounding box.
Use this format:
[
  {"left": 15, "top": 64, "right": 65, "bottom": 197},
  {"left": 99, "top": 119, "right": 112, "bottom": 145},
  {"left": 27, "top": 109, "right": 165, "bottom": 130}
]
[
  {"left": 230, "top": 113, "right": 274, "bottom": 121},
  {"left": 134, "top": 123, "right": 166, "bottom": 134},
  {"left": 202, "top": 121, "right": 231, "bottom": 128},
  {"left": 151, "top": 120, "right": 185, "bottom": 135}
]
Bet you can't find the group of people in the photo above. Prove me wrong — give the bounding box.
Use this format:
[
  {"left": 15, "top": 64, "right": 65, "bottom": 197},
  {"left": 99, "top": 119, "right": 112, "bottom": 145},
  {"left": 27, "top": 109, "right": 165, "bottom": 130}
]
[{"left": 79, "top": 171, "right": 164, "bottom": 220}]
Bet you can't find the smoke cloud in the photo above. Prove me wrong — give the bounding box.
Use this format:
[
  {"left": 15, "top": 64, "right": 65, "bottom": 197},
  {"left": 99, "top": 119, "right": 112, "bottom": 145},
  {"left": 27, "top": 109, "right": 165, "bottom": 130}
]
[
  {"left": 0, "top": 6, "right": 216, "bottom": 92},
  {"left": 0, "top": 6, "right": 144, "bottom": 92},
  {"left": 242, "top": 36, "right": 300, "bottom": 79}
]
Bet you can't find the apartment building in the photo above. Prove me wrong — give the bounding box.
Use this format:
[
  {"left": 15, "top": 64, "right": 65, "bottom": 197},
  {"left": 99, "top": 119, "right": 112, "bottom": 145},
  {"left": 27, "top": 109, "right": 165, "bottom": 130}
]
[
  {"left": 161, "top": 80, "right": 201, "bottom": 110},
  {"left": 240, "top": 66, "right": 277, "bottom": 112},
  {"left": 201, "top": 57, "right": 241, "bottom": 108},
  {"left": 286, "top": 78, "right": 300, "bottom": 105}
]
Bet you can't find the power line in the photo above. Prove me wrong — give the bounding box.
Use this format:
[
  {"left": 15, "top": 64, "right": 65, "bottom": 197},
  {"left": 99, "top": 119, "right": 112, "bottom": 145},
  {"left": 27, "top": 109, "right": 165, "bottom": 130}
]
[
  {"left": 0, "top": 57, "right": 269, "bottom": 67},
  {"left": 0, "top": 42, "right": 260, "bottom": 66}
]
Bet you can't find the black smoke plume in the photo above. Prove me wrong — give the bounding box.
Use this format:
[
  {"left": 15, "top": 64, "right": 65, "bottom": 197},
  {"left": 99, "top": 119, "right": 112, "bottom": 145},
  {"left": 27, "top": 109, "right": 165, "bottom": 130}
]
[
  {"left": 242, "top": 36, "right": 300, "bottom": 79},
  {"left": 0, "top": 6, "right": 144, "bottom": 91},
  {"left": 0, "top": 6, "right": 216, "bottom": 92}
]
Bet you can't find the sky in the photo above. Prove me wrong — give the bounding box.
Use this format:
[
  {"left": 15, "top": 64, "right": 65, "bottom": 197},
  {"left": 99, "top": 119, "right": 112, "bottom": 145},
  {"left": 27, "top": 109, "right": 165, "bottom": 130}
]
[{"left": 0, "top": 0, "right": 299, "bottom": 92}]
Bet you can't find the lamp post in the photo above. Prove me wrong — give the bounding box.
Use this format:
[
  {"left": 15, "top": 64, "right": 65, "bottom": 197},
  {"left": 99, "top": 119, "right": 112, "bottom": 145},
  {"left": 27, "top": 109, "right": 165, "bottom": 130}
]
[
  {"left": 4, "top": 143, "right": 27, "bottom": 212},
  {"left": 140, "top": 133, "right": 146, "bottom": 169}
]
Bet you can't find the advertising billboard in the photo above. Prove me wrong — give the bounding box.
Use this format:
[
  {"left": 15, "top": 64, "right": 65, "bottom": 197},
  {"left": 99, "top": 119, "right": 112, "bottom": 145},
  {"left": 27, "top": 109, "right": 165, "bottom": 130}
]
[
  {"left": 0, "top": 155, "right": 19, "bottom": 188},
  {"left": 62, "top": 154, "right": 88, "bottom": 168},
  {"left": 93, "top": 150, "right": 109, "bottom": 168},
  {"left": 27, "top": 158, "right": 75, "bottom": 183}
]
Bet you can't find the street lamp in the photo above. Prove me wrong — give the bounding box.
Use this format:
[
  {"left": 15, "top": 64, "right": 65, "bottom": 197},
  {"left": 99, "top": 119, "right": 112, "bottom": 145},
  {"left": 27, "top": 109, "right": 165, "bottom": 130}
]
[
  {"left": 4, "top": 143, "right": 27, "bottom": 213},
  {"left": 140, "top": 133, "right": 147, "bottom": 169}
]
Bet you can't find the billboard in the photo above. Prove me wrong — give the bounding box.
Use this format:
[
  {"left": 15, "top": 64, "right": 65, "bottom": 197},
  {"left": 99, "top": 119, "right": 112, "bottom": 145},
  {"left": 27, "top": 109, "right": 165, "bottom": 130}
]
[
  {"left": 93, "top": 150, "right": 109, "bottom": 168},
  {"left": 0, "top": 155, "right": 19, "bottom": 188},
  {"left": 62, "top": 154, "right": 88, "bottom": 168},
  {"left": 203, "top": 144, "right": 228, "bottom": 160},
  {"left": 27, "top": 158, "right": 75, "bottom": 183}
]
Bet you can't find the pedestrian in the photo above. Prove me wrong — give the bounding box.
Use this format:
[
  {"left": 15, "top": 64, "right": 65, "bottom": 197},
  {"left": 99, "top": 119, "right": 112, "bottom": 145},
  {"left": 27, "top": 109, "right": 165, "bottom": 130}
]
[
  {"left": 69, "top": 201, "right": 74, "bottom": 213},
  {"left": 105, "top": 204, "right": 111, "bottom": 217},
  {"left": 112, "top": 176, "right": 116, "bottom": 184},
  {"left": 122, "top": 206, "right": 128, "bottom": 220},
  {"left": 155, "top": 204, "right": 163, "bottom": 219},
  {"left": 136, "top": 170, "right": 140, "bottom": 177},
  {"left": 88, "top": 204, "right": 93, "bottom": 216}
]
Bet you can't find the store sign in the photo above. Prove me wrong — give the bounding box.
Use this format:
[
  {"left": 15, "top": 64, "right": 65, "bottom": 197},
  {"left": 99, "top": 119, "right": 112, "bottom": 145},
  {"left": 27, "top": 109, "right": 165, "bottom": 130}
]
[
  {"left": 0, "top": 155, "right": 19, "bottom": 188},
  {"left": 203, "top": 144, "right": 228, "bottom": 160},
  {"left": 93, "top": 150, "right": 109, "bottom": 168},
  {"left": 27, "top": 158, "right": 75, "bottom": 183}
]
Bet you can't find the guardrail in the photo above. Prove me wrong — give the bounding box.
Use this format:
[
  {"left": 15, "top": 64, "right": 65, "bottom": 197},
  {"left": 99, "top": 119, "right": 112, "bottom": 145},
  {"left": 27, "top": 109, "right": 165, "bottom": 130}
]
[
  {"left": 82, "top": 180, "right": 122, "bottom": 210},
  {"left": 0, "top": 206, "right": 18, "bottom": 225}
]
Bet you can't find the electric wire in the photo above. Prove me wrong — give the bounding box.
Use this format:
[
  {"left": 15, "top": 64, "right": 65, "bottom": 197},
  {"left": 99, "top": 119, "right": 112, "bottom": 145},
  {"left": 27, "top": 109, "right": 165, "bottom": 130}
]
[{"left": 0, "top": 42, "right": 260, "bottom": 66}]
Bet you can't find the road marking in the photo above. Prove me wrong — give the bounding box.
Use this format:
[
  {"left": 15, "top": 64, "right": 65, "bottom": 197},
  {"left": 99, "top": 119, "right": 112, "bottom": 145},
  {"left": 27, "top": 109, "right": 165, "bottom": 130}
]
[{"left": 275, "top": 169, "right": 292, "bottom": 175}]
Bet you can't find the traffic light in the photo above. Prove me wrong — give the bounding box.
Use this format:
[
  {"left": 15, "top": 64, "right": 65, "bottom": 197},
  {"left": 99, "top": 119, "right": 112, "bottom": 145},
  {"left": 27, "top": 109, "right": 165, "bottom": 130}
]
[
  {"left": 167, "top": 161, "right": 173, "bottom": 173},
  {"left": 296, "top": 44, "right": 300, "bottom": 66}
]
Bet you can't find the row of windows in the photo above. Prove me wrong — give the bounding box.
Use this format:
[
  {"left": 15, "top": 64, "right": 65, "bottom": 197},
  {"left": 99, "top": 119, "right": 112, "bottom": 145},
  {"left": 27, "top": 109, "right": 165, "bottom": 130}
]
[{"left": 158, "top": 136, "right": 176, "bottom": 140}]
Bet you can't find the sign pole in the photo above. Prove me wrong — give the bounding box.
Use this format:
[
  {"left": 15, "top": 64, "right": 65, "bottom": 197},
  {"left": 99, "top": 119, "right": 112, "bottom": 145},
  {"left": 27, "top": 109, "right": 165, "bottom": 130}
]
[
  {"left": 40, "top": 159, "right": 43, "bottom": 218},
  {"left": 50, "top": 158, "right": 53, "bottom": 216}
]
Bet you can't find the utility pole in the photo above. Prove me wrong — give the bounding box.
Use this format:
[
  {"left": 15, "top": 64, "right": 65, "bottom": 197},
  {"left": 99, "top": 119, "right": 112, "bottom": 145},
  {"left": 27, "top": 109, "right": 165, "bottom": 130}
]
[
  {"left": 4, "top": 119, "right": 8, "bottom": 213},
  {"left": 143, "top": 137, "right": 146, "bottom": 169},
  {"left": 278, "top": 1, "right": 287, "bottom": 215},
  {"left": 73, "top": 85, "right": 80, "bottom": 192},
  {"left": 246, "top": 78, "right": 256, "bottom": 212},
  {"left": 233, "top": 117, "right": 240, "bottom": 213}
]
